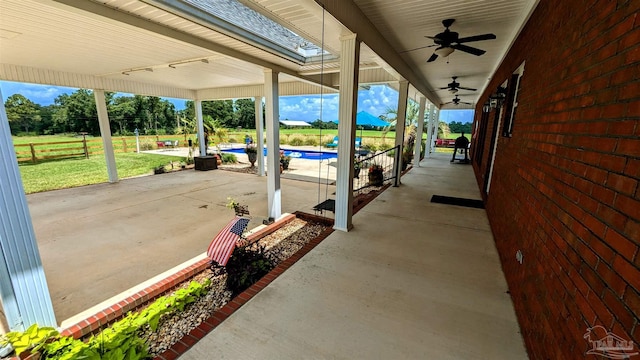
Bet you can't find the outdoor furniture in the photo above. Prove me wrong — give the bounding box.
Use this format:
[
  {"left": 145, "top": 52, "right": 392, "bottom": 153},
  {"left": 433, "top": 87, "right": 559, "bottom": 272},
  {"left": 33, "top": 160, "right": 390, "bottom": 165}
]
[
  {"left": 325, "top": 136, "right": 364, "bottom": 150},
  {"left": 164, "top": 140, "right": 178, "bottom": 148},
  {"left": 325, "top": 136, "right": 339, "bottom": 148},
  {"left": 194, "top": 156, "right": 218, "bottom": 170},
  {"left": 156, "top": 141, "right": 165, "bottom": 148}
]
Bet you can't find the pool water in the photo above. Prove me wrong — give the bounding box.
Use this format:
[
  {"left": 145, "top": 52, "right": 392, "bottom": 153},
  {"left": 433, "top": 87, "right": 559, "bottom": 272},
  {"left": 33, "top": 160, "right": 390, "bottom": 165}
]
[{"left": 222, "top": 147, "right": 338, "bottom": 161}]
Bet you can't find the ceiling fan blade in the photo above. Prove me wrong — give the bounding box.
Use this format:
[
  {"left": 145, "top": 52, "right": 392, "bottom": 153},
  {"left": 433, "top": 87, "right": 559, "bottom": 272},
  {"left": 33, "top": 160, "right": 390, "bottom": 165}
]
[
  {"left": 452, "top": 43, "right": 486, "bottom": 56},
  {"left": 425, "top": 36, "right": 439, "bottom": 40},
  {"left": 456, "top": 33, "right": 496, "bottom": 43},
  {"left": 458, "top": 86, "right": 477, "bottom": 91},
  {"left": 461, "top": 102, "right": 473, "bottom": 105},
  {"left": 427, "top": 53, "right": 439, "bottom": 62}
]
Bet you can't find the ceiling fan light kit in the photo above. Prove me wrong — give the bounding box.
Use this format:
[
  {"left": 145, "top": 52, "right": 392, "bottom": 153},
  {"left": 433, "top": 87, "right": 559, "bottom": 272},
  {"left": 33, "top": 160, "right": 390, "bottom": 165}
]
[{"left": 434, "top": 46, "right": 455, "bottom": 57}]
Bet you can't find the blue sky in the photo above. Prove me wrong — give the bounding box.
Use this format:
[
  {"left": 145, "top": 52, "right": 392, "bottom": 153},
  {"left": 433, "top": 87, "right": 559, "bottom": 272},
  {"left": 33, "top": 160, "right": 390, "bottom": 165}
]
[{"left": 0, "top": 81, "right": 473, "bottom": 123}]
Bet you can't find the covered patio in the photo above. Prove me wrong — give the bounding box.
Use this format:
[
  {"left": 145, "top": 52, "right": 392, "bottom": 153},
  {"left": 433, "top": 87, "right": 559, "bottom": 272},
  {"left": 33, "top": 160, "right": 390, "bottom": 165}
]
[{"left": 4, "top": 0, "right": 636, "bottom": 358}]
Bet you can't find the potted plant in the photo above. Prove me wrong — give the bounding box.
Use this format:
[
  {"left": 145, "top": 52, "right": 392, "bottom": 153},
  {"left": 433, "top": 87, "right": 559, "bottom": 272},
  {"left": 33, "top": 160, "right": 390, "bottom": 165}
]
[
  {"left": 279, "top": 150, "right": 291, "bottom": 171},
  {"left": 368, "top": 163, "right": 384, "bottom": 186},
  {"left": 245, "top": 143, "right": 258, "bottom": 167}
]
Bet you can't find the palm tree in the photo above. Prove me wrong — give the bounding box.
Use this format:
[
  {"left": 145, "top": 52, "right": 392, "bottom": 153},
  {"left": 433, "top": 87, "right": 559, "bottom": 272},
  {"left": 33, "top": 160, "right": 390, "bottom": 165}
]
[{"left": 381, "top": 100, "right": 420, "bottom": 145}]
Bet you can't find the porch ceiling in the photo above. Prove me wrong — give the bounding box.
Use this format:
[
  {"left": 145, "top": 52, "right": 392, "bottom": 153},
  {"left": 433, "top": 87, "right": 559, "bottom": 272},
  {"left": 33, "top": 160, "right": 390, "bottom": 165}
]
[{"left": 0, "top": 0, "right": 538, "bottom": 109}]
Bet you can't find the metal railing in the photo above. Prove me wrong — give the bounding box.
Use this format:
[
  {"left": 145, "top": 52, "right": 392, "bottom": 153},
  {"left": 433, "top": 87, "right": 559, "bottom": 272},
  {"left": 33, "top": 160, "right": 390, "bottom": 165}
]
[{"left": 353, "top": 145, "right": 399, "bottom": 194}]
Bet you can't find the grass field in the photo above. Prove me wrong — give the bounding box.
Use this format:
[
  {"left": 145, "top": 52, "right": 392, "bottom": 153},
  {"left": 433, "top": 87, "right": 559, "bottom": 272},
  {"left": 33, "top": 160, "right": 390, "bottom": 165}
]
[
  {"left": 12, "top": 130, "right": 460, "bottom": 193},
  {"left": 18, "top": 152, "right": 184, "bottom": 194}
]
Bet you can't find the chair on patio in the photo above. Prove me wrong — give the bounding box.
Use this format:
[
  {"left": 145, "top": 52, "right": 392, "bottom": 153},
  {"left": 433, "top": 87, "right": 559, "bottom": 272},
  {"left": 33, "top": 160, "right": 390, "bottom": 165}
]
[{"left": 325, "top": 136, "right": 339, "bottom": 148}]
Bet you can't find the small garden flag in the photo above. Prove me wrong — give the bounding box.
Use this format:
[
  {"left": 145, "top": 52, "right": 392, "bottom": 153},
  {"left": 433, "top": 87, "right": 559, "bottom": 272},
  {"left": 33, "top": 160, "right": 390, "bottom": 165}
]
[{"left": 207, "top": 217, "right": 250, "bottom": 266}]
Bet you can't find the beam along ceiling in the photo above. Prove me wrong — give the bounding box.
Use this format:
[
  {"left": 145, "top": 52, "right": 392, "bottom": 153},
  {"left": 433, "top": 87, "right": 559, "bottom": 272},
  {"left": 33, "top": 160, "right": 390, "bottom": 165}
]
[{"left": 0, "top": 0, "right": 538, "bottom": 109}]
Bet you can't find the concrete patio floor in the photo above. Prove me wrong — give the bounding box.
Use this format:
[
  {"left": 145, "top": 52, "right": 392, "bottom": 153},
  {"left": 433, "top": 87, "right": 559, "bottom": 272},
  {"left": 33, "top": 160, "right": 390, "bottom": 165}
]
[
  {"left": 28, "top": 162, "right": 335, "bottom": 323},
  {"left": 180, "top": 152, "right": 528, "bottom": 359}
]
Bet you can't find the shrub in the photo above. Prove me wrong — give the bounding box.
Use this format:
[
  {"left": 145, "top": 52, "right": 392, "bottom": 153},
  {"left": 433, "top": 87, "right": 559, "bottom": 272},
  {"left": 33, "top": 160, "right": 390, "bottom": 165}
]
[
  {"left": 303, "top": 136, "right": 318, "bottom": 146},
  {"left": 288, "top": 134, "right": 304, "bottom": 146},
  {"left": 279, "top": 134, "right": 289, "bottom": 145},
  {"left": 321, "top": 135, "right": 335, "bottom": 146},
  {"left": 221, "top": 153, "right": 237, "bottom": 164},
  {"left": 225, "top": 244, "right": 274, "bottom": 295},
  {"left": 140, "top": 140, "right": 154, "bottom": 151},
  {"left": 361, "top": 142, "right": 377, "bottom": 152}
]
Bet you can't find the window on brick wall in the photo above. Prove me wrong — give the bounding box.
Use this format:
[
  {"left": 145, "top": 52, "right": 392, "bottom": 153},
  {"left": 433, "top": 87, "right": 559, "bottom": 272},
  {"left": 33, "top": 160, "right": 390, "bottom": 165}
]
[{"left": 502, "top": 62, "right": 525, "bottom": 137}]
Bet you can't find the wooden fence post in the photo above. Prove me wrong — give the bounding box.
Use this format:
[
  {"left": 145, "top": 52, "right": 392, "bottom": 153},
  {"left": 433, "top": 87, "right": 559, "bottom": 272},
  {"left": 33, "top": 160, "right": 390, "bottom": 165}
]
[
  {"left": 29, "top": 143, "right": 36, "bottom": 163},
  {"left": 122, "top": 137, "right": 127, "bottom": 153},
  {"left": 82, "top": 134, "right": 89, "bottom": 158}
]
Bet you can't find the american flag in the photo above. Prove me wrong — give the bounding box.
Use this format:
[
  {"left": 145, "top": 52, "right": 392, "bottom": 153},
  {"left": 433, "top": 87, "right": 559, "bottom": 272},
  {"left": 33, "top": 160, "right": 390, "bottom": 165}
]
[{"left": 207, "top": 217, "right": 250, "bottom": 266}]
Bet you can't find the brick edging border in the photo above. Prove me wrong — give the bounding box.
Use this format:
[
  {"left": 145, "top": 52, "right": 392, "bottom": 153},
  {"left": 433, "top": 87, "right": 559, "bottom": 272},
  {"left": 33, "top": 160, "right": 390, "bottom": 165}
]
[
  {"left": 154, "top": 223, "right": 335, "bottom": 360},
  {"left": 59, "top": 214, "right": 298, "bottom": 340}
]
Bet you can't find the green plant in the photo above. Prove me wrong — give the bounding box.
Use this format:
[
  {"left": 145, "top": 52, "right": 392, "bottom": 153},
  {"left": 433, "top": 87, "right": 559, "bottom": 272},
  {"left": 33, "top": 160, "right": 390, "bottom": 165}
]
[
  {"left": 3, "top": 278, "right": 213, "bottom": 360},
  {"left": 153, "top": 165, "right": 166, "bottom": 174},
  {"left": 288, "top": 134, "right": 304, "bottom": 146},
  {"left": 368, "top": 163, "right": 384, "bottom": 186},
  {"left": 43, "top": 335, "right": 100, "bottom": 360},
  {"left": 280, "top": 152, "right": 291, "bottom": 170},
  {"left": 221, "top": 153, "right": 237, "bottom": 164},
  {"left": 1, "top": 324, "right": 59, "bottom": 356},
  {"left": 303, "top": 136, "right": 318, "bottom": 146},
  {"left": 225, "top": 244, "right": 274, "bottom": 295},
  {"left": 244, "top": 144, "right": 257, "bottom": 154},
  {"left": 226, "top": 197, "right": 239, "bottom": 209},
  {"left": 139, "top": 140, "right": 154, "bottom": 151}
]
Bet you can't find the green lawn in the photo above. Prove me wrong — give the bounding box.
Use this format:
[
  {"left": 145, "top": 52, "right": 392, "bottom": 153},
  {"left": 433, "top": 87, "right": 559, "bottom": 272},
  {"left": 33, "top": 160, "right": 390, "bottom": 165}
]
[{"left": 19, "top": 153, "right": 184, "bottom": 194}]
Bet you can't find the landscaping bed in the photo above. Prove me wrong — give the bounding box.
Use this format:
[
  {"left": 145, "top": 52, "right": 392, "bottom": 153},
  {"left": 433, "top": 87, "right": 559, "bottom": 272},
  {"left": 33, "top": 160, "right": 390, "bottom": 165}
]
[{"left": 1, "top": 213, "right": 333, "bottom": 360}]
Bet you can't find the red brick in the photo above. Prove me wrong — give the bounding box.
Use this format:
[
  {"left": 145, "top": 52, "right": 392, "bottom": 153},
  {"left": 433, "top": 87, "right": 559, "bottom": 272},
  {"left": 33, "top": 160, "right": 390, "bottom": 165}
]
[
  {"left": 597, "top": 262, "right": 628, "bottom": 297},
  {"left": 602, "top": 289, "right": 636, "bottom": 334},
  {"left": 582, "top": 264, "right": 607, "bottom": 296},
  {"left": 592, "top": 185, "right": 616, "bottom": 205},
  {"left": 617, "top": 138, "right": 640, "bottom": 157},
  {"left": 597, "top": 204, "right": 628, "bottom": 231},
  {"left": 625, "top": 159, "right": 640, "bottom": 179},
  {"left": 594, "top": 155, "right": 627, "bottom": 174},
  {"left": 614, "top": 195, "right": 640, "bottom": 222},
  {"left": 607, "top": 172, "right": 638, "bottom": 195},
  {"left": 624, "top": 220, "right": 640, "bottom": 246},
  {"left": 623, "top": 287, "right": 640, "bottom": 319},
  {"left": 612, "top": 256, "right": 640, "bottom": 292},
  {"left": 604, "top": 229, "right": 637, "bottom": 261}
]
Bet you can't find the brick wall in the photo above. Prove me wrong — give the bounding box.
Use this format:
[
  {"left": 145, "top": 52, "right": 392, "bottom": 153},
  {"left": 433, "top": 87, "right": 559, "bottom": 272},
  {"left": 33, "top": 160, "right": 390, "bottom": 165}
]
[{"left": 472, "top": 0, "right": 640, "bottom": 358}]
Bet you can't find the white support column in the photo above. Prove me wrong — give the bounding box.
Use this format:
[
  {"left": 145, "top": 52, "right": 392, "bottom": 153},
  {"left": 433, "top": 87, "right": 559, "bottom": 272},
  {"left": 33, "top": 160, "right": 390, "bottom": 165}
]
[
  {"left": 413, "top": 96, "right": 426, "bottom": 167},
  {"left": 254, "top": 97, "right": 265, "bottom": 177},
  {"left": 425, "top": 104, "right": 436, "bottom": 158},
  {"left": 264, "top": 70, "right": 281, "bottom": 220},
  {"left": 393, "top": 80, "right": 409, "bottom": 187},
  {"left": 334, "top": 34, "right": 360, "bottom": 232},
  {"left": 0, "top": 88, "right": 56, "bottom": 330},
  {"left": 94, "top": 90, "right": 118, "bottom": 183},
  {"left": 195, "top": 100, "right": 205, "bottom": 156},
  {"left": 432, "top": 108, "right": 439, "bottom": 154}
]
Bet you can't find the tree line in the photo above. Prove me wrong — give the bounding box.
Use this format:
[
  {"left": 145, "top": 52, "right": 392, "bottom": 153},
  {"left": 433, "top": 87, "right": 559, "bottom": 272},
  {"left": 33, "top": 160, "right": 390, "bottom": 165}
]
[
  {"left": 3, "top": 90, "right": 260, "bottom": 136},
  {"left": 4, "top": 88, "right": 470, "bottom": 137}
]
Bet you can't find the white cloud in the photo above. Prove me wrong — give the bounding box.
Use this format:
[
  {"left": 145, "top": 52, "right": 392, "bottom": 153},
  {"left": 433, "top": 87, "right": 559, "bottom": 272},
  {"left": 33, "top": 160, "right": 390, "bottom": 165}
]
[{"left": 0, "top": 81, "right": 76, "bottom": 105}]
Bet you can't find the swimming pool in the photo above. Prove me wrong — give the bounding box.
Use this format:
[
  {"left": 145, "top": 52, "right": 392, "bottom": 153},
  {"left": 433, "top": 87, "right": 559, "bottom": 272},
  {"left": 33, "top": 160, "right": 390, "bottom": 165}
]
[{"left": 222, "top": 147, "right": 337, "bottom": 160}]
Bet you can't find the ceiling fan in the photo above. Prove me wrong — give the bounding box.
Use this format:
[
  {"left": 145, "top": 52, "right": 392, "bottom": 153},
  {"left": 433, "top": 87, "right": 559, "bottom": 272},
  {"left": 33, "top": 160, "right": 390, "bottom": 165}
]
[
  {"left": 439, "top": 76, "right": 477, "bottom": 93},
  {"left": 426, "top": 19, "right": 496, "bottom": 62},
  {"left": 443, "top": 95, "right": 472, "bottom": 106}
]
